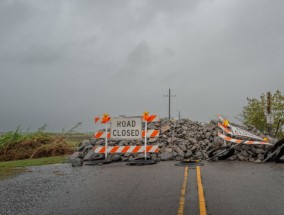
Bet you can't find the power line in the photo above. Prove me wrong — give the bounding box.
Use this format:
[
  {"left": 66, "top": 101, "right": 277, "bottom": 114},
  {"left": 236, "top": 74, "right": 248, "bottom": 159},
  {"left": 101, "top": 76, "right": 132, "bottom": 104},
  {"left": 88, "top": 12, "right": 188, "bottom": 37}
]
[{"left": 163, "top": 88, "right": 176, "bottom": 119}]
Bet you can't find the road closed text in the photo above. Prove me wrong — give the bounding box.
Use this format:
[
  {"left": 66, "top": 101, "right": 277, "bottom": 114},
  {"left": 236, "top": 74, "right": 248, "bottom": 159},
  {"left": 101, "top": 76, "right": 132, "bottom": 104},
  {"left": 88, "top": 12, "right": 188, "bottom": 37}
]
[
  {"left": 112, "top": 129, "right": 140, "bottom": 137},
  {"left": 110, "top": 117, "right": 142, "bottom": 140}
]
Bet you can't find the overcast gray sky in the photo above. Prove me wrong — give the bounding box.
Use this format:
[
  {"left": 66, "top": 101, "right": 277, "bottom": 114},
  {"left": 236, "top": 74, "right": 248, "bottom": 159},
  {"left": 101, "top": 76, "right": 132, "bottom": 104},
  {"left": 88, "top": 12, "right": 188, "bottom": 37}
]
[{"left": 0, "top": 0, "right": 283, "bottom": 132}]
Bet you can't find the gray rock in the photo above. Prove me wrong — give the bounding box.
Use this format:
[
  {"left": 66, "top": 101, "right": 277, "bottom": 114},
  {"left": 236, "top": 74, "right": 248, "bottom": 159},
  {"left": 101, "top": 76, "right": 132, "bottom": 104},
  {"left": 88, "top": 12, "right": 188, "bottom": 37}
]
[
  {"left": 135, "top": 153, "right": 151, "bottom": 159},
  {"left": 71, "top": 158, "right": 83, "bottom": 167},
  {"left": 179, "top": 144, "right": 187, "bottom": 152},
  {"left": 213, "top": 136, "right": 224, "bottom": 145},
  {"left": 77, "top": 145, "right": 85, "bottom": 152},
  {"left": 147, "top": 123, "right": 157, "bottom": 129},
  {"left": 70, "top": 152, "right": 81, "bottom": 160},
  {"left": 157, "top": 142, "right": 165, "bottom": 148},
  {"left": 257, "top": 154, "right": 265, "bottom": 161},
  {"left": 255, "top": 159, "right": 262, "bottom": 163},
  {"left": 190, "top": 145, "right": 197, "bottom": 153},
  {"left": 249, "top": 157, "right": 255, "bottom": 162},
  {"left": 175, "top": 147, "right": 185, "bottom": 157},
  {"left": 121, "top": 157, "right": 129, "bottom": 161},
  {"left": 160, "top": 152, "right": 175, "bottom": 161},
  {"left": 228, "top": 155, "right": 237, "bottom": 161},
  {"left": 184, "top": 150, "right": 193, "bottom": 158},
  {"left": 128, "top": 156, "right": 136, "bottom": 161},
  {"left": 89, "top": 139, "right": 97, "bottom": 146},
  {"left": 195, "top": 151, "right": 203, "bottom": 159},
  {"left": 161, "top": 125, "right": 171, "bottom": 133},
  {"left": 124, "top": 153, "right": 132, "bottom": 157},
  {"left": 165, "top": 148, "right": 173, "bottom": 153},
  {"left": 247, "top": 150, "right": 256, "bottom": 156},
  {"left": 111, "top": 154, "right": 122, "bottom": 162},
  {"left": 175, "top": 156, "right": 183, "bottom": 161},
  {"left": 82, "top": 144, "right": 93, "bottom": 154},
  {"left": 148, "top": 138, "right": 158, "bottom": 143},
  {"left": 237, "top": 154, "right": 248, "bottom": 161},
  {"left": 118, "top": 140, "right": 129, "bottom": 146},
  {"left": 83, "top": 151, "right": 96, "bottom": 161},
  {"left": 188, "top": 138, "right": 198, "bottom": 145},
  {"left": 95, "top": 139, "right": 105, "bottom": 145},
  {"left": 256, "top": 148, "right": 266, "bottom": 154},
  {"left": 205, "top": 132, "right": 211, "bottom": 139},
  {"left": 167, "top": 137, "right": 177, "bottom": 143},
  {"left": 241, "top": 151, "right": 249, "bottom": 157}
]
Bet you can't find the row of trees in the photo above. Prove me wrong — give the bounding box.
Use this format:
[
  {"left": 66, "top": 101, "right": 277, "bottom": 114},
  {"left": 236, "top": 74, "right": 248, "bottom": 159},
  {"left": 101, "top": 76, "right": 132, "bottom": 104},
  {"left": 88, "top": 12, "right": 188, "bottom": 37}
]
[{"left": 241, "top": 90, "right": 284, "bottom": 138}]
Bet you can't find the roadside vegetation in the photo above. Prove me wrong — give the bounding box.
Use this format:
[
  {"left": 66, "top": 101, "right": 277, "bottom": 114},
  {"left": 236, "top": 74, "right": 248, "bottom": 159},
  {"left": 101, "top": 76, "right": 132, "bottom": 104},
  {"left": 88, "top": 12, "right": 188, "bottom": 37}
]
[
  {"left": 0, "top": 122, "right": 92, "bottom": 180},
  {"left": 0, "top": 122, "right": 91, "bottom": 162},
  {"left": 0, "top": 156, "right": 68, "bottom": 180},
  {"left": 240, "top": 90, "right": 284, "bottom": 138}
]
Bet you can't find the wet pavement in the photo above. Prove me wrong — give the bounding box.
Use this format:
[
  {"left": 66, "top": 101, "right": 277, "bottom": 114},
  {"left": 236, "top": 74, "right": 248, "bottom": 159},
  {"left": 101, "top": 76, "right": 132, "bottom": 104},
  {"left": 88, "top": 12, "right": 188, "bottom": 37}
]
[{"left": 0, "top": 161, "right": 283, "bottom": 215}]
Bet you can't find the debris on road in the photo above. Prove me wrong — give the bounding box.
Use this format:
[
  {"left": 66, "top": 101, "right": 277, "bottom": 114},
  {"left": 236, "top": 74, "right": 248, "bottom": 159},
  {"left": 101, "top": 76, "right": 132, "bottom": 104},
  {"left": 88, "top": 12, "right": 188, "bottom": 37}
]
[{"left": 70, "top": 118, "right": 280, "bottom": 166}]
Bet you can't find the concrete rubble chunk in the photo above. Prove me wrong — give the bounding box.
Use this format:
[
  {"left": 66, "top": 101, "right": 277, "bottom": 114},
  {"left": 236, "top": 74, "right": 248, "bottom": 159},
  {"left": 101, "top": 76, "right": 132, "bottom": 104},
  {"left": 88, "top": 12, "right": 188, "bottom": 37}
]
[
  {"left": 83, "top": 151, "right": 96, "bottom": 161},
  {"left": 70, "top": 152, "right": 81, "bottom": 160},
  {"left": 160, "top": 152, "right": 175, "bottom": 161},
  {"left": 161, "top": 125, "right": 171, "bottom": 134},
  {"left": 111, "top": 154, "right": 122, "bottom": 162},
  {"left": 71, "top": 158, "right": 83, "bottom": 167},
  {"left": 148, "top": 138, "right": 158, "bottom": 143}
]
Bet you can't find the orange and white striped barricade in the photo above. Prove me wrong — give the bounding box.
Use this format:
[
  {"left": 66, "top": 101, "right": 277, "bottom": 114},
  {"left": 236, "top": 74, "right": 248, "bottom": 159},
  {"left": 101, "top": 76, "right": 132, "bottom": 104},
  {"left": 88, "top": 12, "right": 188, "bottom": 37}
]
[
  {"left": 207, "top": 132, "right": 246, "bottom": 161},
  {"left": 217, "top": 122, "right": 233, "bottom": 135},
  {"left": 142, "top": 112, "right": 160, "bottom": 160},
  {"left": 218, "top": 132, "right": 272, "bottom": 145},
  {"left": 208, "top": 114, "right": 272, "bottom": 161},
  {"left": 93, "top": 145, "right": 159, "bottom": 154},
  {"left": 94, "top": 131, "right": 111, "bottom": 139},
  {"left": 93, "top": 114, "right": 111, "bottom": 159},
  {"left": 217, "top": 114, "right": 232, "bottom": 146},
  {"left": 94, "top": 116, "right": 111, "bottom": 124},
  {"left": 217, "top": 114, "right": 264, "bottom": 143},
  {"left": 142, "top": 130, "right": 160, "bottom": 138},
  {"left": 217, "top": 114, "right": 264, "bottom": 140},
  {"left": 207, "top": 133, "right": 272, "bottom": 161}
]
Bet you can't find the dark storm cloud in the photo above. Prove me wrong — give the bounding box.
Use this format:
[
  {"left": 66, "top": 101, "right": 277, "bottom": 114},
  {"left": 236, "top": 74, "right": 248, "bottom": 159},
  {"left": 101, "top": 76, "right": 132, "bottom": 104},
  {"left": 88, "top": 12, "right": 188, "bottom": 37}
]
[{"left": 0, "top": 0, "right": 283, "bottom": 131}]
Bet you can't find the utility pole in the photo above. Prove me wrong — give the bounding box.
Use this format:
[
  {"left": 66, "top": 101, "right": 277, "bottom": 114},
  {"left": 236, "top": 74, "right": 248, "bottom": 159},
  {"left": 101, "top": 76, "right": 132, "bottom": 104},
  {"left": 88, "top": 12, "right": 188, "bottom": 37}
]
[
  {"left": 164, "top": 88, "right": 176, "bottom": 119},
  {"left": 178, "top": 111, "right": 181, "bottom": 121},
  {"left": 267, "top": 92, "right": 272, "bottom": 135}
]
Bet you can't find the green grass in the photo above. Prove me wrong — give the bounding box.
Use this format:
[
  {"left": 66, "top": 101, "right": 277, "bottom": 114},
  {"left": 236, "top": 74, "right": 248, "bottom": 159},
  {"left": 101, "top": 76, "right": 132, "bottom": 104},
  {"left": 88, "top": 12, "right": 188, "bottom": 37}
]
[
  {"left": 0, "top": 130, "right": 50, "bottom": 151},
  {"left": 0, "top": 156, "right": 68, "bottom": 180}
]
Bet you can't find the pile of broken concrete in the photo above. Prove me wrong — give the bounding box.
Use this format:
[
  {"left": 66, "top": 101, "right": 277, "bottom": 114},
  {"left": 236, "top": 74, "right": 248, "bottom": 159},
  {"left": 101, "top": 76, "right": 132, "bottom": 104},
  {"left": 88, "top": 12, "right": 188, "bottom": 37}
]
[{"left": 70, "top": 118, "right": 276, "bottom": 166}]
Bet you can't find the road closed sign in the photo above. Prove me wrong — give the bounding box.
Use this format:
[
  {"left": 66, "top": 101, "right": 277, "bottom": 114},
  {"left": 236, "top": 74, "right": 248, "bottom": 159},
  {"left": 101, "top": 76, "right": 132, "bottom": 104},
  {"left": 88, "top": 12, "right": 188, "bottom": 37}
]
[{"left": 111, "top": 116, "right": 142, "bottom": 139}]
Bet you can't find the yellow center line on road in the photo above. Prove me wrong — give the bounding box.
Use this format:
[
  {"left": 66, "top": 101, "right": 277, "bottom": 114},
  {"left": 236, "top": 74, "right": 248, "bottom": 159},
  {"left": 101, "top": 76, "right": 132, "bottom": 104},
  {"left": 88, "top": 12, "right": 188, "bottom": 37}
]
[
  {"left": 196, "top": 166, "right": 207, "bottom": 215},
  {"left": 177, "top": 166, "right": 189, "bottom": 215}
]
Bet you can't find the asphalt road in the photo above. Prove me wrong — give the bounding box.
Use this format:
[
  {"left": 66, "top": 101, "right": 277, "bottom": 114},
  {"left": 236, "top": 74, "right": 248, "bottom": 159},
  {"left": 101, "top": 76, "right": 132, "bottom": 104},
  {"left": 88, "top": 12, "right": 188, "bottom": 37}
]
[{"left": 0, "top": 161, "right": 283, "bottom": 215}]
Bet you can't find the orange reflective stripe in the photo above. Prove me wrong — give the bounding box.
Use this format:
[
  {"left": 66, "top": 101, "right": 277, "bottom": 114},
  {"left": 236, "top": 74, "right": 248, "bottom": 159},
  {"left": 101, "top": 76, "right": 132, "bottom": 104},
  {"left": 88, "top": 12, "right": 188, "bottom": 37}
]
[
  {"left": 147, "top": 115, "right": 156, "bottom": 122},
  {"left": 146, "top": 145, "right": 153, "bottom": 152},
  {"left": 99, "top": 147, "right": 106, "bottom": 153},
  {"left": 110, "top": 146, "right": 119, "bottom": 153},
  {"left": 95, "top": 131, "right": 103, "bottom": 138},
  {"left": 94, "top": 145, "right": 159, "bottom": 153},
  {"left": 150, "top": 130, "right": 159, "bottom": 137},
  {"left": 142, "top": 130, "right": 159, "bottom": 138},
  {"left": 225, "top": 136, "right": 231, "bottom": 141},
  {"left": 143, "top": 115, "right": 149, "bottom": 121},
  {"left": 132, "top": 146, "right": 140, "bottom": 153},
  {"left": 121, "top": 146, "right": 130, "bottom": 153}
]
